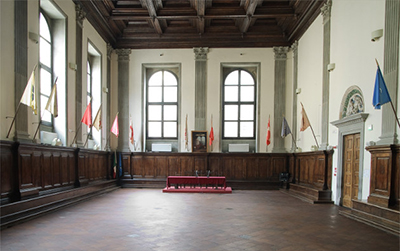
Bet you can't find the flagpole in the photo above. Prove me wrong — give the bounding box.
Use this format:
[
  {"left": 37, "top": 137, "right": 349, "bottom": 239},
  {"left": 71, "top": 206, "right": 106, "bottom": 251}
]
[
  {"left": 83, "top": 133, "right": 90, "bottom": 148},
  {"left": 71, "top": 122, "right": 83, "bottom": 147},
  {"left": 6, "top": 65, "right": 38, "bottom": 138},
  {"left": 375, "top": 59, "right": 400, "bottom": 129}
]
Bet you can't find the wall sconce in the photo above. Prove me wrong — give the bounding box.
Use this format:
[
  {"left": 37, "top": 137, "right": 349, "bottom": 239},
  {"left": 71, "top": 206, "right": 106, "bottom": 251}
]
[
  {"left": 327, "top": 63, "right": 335, "bottom": 72},
  {"left": 371, "top": 29, "right": 383, "bottom": 42},
  {"left": 29, "top": 32, "right": 39, "bottom": 44},
  {"left": 69, "top": 62, "right": 77, "bottom": 71}
]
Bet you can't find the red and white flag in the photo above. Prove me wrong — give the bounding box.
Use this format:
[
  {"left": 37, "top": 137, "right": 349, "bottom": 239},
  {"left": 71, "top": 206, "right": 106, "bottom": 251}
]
[
  {"left": 266, "top": 115, "right": 271, "bottom": 146},
  {"left": 209, "top": 114, "right": 214, "bottom": 147},
  {"left": 129, "top": 117, "right": 134, "bottom": 145},
  {"left": 81, "top": 102, "right": 92, "bottom": 127}
]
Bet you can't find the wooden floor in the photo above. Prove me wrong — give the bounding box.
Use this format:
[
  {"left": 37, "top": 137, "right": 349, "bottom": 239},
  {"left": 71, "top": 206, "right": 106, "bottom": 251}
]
[{"left": 1, "top": 189, "right": 399, "bottom": 251}]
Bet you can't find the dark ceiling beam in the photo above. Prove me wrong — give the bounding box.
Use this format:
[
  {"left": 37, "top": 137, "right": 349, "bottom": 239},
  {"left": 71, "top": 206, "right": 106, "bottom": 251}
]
[
  {"left": 140, "top": 0, "right": 163, "bottom": 34},
  {"left": 191, "top": 0, "right": 206, "bottom": 34},
  {"left": 239, "top": 0, "right": 262, "bottom": 33}
]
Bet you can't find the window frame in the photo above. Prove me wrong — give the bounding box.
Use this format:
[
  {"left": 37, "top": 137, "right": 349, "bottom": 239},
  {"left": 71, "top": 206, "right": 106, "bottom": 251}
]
[
  {"left": 39, "top": 10, "right": 54, "bottom": 128},
  {"left": 222, "top": 68, "right": 257, "bottom": 139},
  {"left": 146, "top": 69, "right": 179, "bottom": 140}
]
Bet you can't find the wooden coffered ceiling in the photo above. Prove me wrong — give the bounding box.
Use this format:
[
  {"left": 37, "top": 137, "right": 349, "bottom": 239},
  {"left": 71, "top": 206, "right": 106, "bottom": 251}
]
[{"left": 74, "top": 0, "right": 325, "bottom": 49}]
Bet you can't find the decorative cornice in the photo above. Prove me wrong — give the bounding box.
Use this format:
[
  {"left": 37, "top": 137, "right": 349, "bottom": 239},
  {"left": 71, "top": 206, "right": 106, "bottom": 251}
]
[
  {"left": 107, "top": 44, "right": 113, "bottom": 60},
  {"left": 115, "top": 49, "right": 131, "bottom": 61},
  {"left": 321, "top": 0, "right": 332, "bottom": 23},
  {"left": 75, "top": 4, "right": 86, "bottom": 28},
  {"left": 331, "top": 113, "right": 369, "bottom": 129},
  {"left": 273, "top": 46, "right": 289, "bottom": 60},
  {"left": 193, "top": 47, "right": 209, "bottom": 61}
]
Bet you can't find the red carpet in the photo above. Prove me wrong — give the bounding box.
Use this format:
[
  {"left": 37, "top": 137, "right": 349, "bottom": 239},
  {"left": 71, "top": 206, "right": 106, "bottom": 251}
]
[{"left": 162, "top": 186, "right": 232, "bottom": 193}]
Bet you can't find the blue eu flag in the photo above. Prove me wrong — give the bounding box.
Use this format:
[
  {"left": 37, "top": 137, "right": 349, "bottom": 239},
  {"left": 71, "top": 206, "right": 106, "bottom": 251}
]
[{"left": 373, "top": 66, "right": 391, "bottom": 109}]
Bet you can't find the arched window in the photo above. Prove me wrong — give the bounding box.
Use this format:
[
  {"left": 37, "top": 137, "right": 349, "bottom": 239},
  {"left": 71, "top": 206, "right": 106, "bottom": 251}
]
[
  {"left": 39, "top": 12, "right": 53, "bottom": 125},
  {"left": 147, "top": 70, "right": 178, "bottom": 139},
  {"left": 223, "top": 69, "right": 256, "bottom": 139}
]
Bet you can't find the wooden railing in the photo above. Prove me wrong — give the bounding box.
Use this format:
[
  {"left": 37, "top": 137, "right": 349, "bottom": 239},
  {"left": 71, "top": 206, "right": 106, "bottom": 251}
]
[{"left": 0, "top": 140, "right": 112, "bottom": 203}]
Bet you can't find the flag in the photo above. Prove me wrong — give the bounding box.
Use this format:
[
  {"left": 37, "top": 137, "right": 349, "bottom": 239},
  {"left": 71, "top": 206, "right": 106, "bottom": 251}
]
[
  {"left": 266, "top": 116, "right": 271, "bottom": 146},
  {"left": 209, "top": 127, "right": 214, "bottom": 146},
  {"left": 281, "top": 117, "right": 291, "bottom": 138},
  {"left": 20, "top": 69, "right": 37, "bottom": 115},
  {"left": 373, "top": 65, "right": 391, "bottom": 109},
  {"left": 93, "top": 105, "right": 102, "bottom": 131},
  {"left": 184, "top": 114, "right": 188, "bottom": 150},
  {"left": 45, "top": 83, "right": 58, "bottom": 118},
  {"left": 81, "top": 102, "right": 92, "bottom": 127},
  {"left": 129, "top": 117, "right": 134, "bottom": 145},
  {"left": 111, "top": 113, "right": 119, "bottom": 137},
  {"left": 300, "top": 103, "right": 310, "bottom": 131},
  {"left": 209, "top": 114, "right": 214, "bottom": 146},
  {"left": 118, "top": 152, "right": 123, "bottom": 177},
  {"left": 113, "top": 151, "right": 117, "bottom": 179}
]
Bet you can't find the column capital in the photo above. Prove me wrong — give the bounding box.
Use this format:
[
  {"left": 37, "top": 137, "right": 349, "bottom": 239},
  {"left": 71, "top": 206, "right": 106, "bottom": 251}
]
[
  {"left": 321, "top": 0, "right": 332, "bottom": 23},
  {"left": 273, "top": 46, "right": 289, "bottom": 60},
  {"left": 193, "top": 47, "right": 209, "bottom": 61},
  {"left": 75, "top": 4, "right": 86, "bottom": 28},
  {"left": 107, "top": 44, "right": 113, "bottom": 60},
  {"left": 291, "top": 40, "right": 299, "bottom": 54},
  {"left": 115, "top": 49, "right": 131, "bottom": 61}
]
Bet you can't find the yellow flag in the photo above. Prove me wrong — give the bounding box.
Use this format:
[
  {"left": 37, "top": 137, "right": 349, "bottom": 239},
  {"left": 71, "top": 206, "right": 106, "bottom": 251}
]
[
  {"left": 300, "top": 103, "right": 310, "bottom": 132},
  {"left": 20, "top": 70, "right": 37, "bottom": 115},
  {"left": 45, "top": 83, "right": 58, "bottom": 117},
  {"left": 93, "top": 105, "right": 102, "bottom": 131}
]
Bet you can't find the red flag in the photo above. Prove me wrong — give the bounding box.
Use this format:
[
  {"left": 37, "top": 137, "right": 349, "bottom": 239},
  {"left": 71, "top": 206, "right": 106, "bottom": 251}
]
[
  {"left": 209, "top": 127, "right": 214, "bottom": 146},
  {"left": 111, "top": 113, "right": 119, "bottom": 137},
  {"left": 129, "top": 118, "right": 134, "bottom": 144},
  {"left": 81, "top": 103, "right": 92, "bottom": 127},
  {"left": 184, "top": 115, "right": 188, "bottom": 150},
  {"left": 266, "top": 116, "right": 271, "bottom": 146}
]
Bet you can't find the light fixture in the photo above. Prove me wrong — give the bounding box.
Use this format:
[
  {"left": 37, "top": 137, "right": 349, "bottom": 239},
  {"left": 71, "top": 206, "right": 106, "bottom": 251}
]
[
  {"left": 29, "top": 32, "right": 39, "bottom": 44},
  {"left": 327, "top": 63, "right": 335, "bottom": 72},
  {"left": 371, "top": 29, "right": 383, "bottom": 42}
]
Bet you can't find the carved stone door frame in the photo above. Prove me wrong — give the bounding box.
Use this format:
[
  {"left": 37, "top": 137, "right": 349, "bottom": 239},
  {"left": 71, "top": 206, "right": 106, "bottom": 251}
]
[{"left": 331, "top": 113, "right": 368, "bottom": 205}]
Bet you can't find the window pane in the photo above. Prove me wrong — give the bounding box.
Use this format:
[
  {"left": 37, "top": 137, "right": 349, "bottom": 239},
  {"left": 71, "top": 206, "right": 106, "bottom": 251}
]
[
  {"left": 240, "top": 122, "right": 254, "bottom": 137},
  {"left": 148, "top": 87, "right": 162, "bottom": 102},
  {"left": 164, "top": 87, "right": 177, "bottom": 102},
  {"left": 225, "top": 70, "right": 238, "bottom": 85},
  {"left": 40, "top": 38, "right": 51, "bottom": 67},
  {"left": 240, "top": 105, "right": 254, "bottom": 120},
  {"left": 240, "top": 86, "right": 254, "bottom": 102},
  {"left": 224, "top": 122, "right": 238, "bottom": 137},
  {"left": 164, "top": 71, "right": 177, "bottom": 86},
  {"left": 149, "top": 71, "right": 162, "bottom": 86},
  {"left": 148, "top": 122, "right": 161, "bottom": 137},
  {"left": 240, "top": 71, "right": 254, "bottom": 85},
  {"left": 163, "top": 122, "right": 177, "bottom": 137},
  {"left": 39, "top": 13, "right": 51, "bottom": 42},
  {"left": 148, "top": 105, "right": 162, "bottom": 120},
  {"left": 224, "top": 86, "right": 238, "bottom": 102},
  {"left": 164, "top": 105, "right": 177, "bottom": 120},
  {"left": 41, "top": 96, "right": 51, "bottom": 123},
  {"left": 224, "top": 105, "right": 238, "bottom": 120},
  {"left": 40, "top": 69, "right": 51, "bottom": 96}
]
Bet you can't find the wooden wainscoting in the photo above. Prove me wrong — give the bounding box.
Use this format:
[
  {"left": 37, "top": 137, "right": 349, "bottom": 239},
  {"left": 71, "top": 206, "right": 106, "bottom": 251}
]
[
  {"left": 285, "top": 150, "right": 333, "bottom": 204},
  {"left": 0, "top": 141, "right": 118, "bottom": 229},
  {"left": 122, "top": 152, "right": 291, "bottom": 190}
]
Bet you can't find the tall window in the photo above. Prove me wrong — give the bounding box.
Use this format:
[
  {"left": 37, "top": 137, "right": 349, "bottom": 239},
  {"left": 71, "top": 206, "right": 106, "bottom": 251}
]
[
  {"left": 39, "top": 12, "right": 53, "bottom": 125},
  {"left": 223, "top": 69, "right": 256, "bottom": 138},
  {"left": 86, "top": 60, "right": 92, "bottom": 136},
  {"left": 147, "top": 70, "right": 178, "bottom": 139}
]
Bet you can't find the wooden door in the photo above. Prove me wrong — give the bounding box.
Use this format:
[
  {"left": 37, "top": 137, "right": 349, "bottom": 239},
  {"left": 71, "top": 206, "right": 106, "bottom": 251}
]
[{"left": 342, "top": 133, "right": 360, "bottom": 208}]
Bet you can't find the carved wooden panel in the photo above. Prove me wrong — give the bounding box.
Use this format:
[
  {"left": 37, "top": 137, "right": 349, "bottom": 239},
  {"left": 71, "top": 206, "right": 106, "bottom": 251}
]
[
  {"left": 258, "top": 157, "right": 270, "bottom": 180},
  {"left": 132, "top": 155, "right": 143, "bottom": 178},
  {"left": 167, "top": 156, "right": 178, "bottom": 176},
  {"left": 144, "top": 156, "right": 155, "bottom": 178},
  {"left": 155, "top": 156, "right": 168, "bottom": 178},
  {"left": 375, "top": 157, "right": 390, "bottom": 191},
  {"left": 0, "top": 142, "right": 17, "bottom": 200}
]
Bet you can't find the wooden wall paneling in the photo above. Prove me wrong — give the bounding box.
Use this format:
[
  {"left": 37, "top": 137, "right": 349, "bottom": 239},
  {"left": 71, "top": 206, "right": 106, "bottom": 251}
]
[
  {"left": 32, "top": 150, "right": 42, "bottom": 189},
  {"left": 194, "top": 155, "right": 207, "bottom": 175},
  {"left": 167, "top": 156, "right": 179, "bottom": 176},
  {"left": 19, "top": 152, "right": 34, "bottom": 190},
  {"left": 393, "top": 146, "right": 400, "bottom": 208},
  {"left": 315, "top": 156, "right": 325, "bottom": 187},
  {"left": 222, "top": 157, "right": 233, "bottom": 179},
  {"left": 179, "top": 156, "right": 194, "bottom": 176},
  {"left": 52, "top": 152, "right": 61, "bottom": 187},
  {"left": 60, "top": 152, "right": 69, "bottom": 185},
  {"left": 144, "top": 156, "right": 155, "bottom": 178},
  {"left": 78, "top": 153, "right": 87, "bottom": 184},
  {"left": 208, "top": 155, "right": 222, "bottom": 176},
  {"left": 245, "top": 156, "right": 259, "bottom": 180},
  {"left": 121, "top": 153, "right": 131, "bottom": 179},
  {"left": 271, "top": 156, "right": 286, "bottom": 181},
  {"left": 258, "top": 156, "right": 271, "bottom": 180},
  {"left": 0, "top": 141, "right": 19, "bottom": 201},
  {"left": 132, "top": 155, "right": 144, "bottom": 178},
  {"left": 155, "top": 156, "right": 168, "bottom": 178}
]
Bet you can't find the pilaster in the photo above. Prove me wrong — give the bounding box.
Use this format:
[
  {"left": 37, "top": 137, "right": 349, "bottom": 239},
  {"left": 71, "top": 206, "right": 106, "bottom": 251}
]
[
  {"left": 291, "top": 41, "right": 299, "bottom": 152},
  {"left": 320, "top": 0, "right": 332, "bottom": 150},
  {"left": 272, "top": 46, "right": 289, "bottom": 153},
  {"left": 115, "top": 49, "right": 131, "bottom": 152},
  {"left": 193, "top": 47, "right": 209, "bottom": 130}
]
